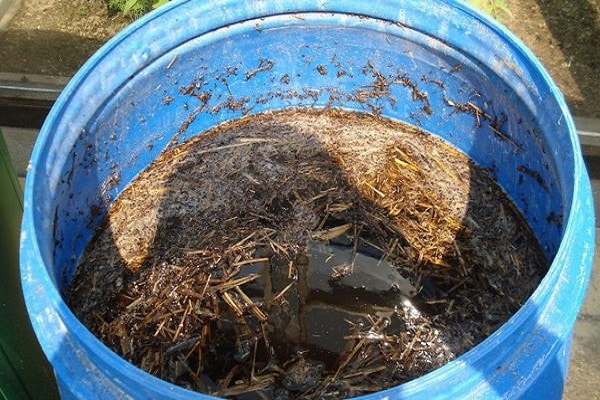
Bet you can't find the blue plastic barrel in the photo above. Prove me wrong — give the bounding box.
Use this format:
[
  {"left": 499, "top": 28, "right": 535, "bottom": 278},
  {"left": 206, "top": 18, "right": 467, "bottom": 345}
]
[{"left": 20, "top": 1, "right": 594, "bottom": 399}]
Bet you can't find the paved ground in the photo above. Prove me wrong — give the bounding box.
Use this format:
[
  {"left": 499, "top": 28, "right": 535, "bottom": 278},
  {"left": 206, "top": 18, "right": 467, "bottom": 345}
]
[
  {"left": 2, "top": 126, "right": 599, "bottom": 398},
  {"left": 565, "top": 158, "right": 600, "bottom": 400}
]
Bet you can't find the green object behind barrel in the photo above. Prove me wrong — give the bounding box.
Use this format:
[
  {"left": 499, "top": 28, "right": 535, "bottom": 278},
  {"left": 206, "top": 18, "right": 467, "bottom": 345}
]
[{"left": 0, "top": 128, "right": 59, "bottom": 399}]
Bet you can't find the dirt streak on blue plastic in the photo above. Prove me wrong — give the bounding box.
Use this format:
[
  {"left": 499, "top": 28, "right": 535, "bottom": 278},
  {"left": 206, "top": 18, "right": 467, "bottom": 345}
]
[{"left": 20, "top": 0, "right": 594, "bottom": 399}]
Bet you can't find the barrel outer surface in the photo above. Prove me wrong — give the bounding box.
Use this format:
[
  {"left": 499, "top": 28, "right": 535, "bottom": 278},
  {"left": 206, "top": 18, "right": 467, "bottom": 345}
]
[{"left": 20, "top": 1, "right": 595, "bottom": 399}]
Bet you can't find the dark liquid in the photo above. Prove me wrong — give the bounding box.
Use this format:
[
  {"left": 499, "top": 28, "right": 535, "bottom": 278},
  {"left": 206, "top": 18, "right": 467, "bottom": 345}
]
[{"left": 239, "top": 236, "right": 419, "bottom": 362}]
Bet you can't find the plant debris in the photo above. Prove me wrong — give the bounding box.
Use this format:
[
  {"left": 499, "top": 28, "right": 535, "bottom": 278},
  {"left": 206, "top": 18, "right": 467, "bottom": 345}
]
[{"left": 66, "top": 107, "right": 547, "bottom": 399}]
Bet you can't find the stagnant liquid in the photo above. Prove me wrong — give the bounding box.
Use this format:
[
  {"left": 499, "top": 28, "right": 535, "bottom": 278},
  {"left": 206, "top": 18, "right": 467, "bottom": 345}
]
[
  {"left": 67, "top": 108, "right": 547, "bottom": 399},
  {"left": 235, "top": 236, "right": 420, "bottom": 365}
]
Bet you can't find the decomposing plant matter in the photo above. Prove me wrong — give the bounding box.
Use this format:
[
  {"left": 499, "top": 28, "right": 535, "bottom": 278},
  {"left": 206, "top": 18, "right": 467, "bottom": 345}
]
[{"left": 66, "top": 107, "right": 547, "bottom": 399}]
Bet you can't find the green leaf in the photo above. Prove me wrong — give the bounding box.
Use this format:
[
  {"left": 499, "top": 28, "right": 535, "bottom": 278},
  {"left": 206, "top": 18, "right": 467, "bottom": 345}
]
[
  {"left": 466, "top": 0, "right": 513, "bottom": 21},
  {"left": 123, "top": 0, "right": 141, "bottom": 14},
  {"left": 153, "top": 0, "right": 170, "bottom": 9}
]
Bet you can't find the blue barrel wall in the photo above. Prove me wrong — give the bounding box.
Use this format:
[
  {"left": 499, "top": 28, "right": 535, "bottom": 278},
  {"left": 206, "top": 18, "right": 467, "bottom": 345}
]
[{"left": 20, "top": 0, "right": 594, "bottom": 399}]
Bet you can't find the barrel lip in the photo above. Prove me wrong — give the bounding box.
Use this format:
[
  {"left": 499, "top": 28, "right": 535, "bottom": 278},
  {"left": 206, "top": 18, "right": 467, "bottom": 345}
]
[{"left": 20, "top": 0, "right": 595, "bottom": 399}]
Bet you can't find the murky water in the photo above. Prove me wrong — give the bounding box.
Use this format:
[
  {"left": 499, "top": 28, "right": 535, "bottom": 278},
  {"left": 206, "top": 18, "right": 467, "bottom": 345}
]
[{"left": 238, "top": 235, "right": 419, "bottom": 362}]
